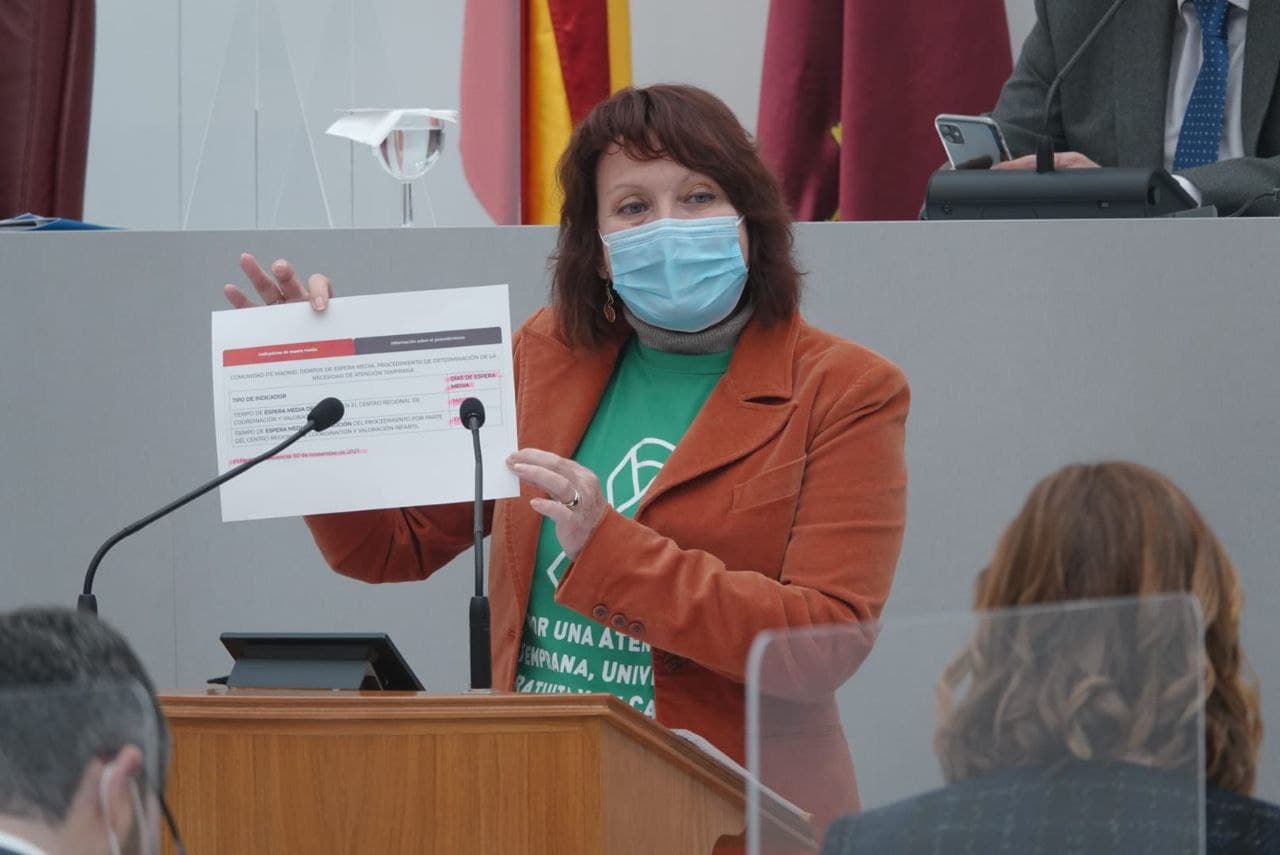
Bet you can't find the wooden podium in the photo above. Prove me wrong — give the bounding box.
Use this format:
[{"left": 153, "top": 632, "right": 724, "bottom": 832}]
[{"left": 159, "top": 690, "right": 813, "bottom": 854}]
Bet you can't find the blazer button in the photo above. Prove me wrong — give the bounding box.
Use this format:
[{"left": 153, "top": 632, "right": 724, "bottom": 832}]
[
  {"left": 628, "top": 621, "right": 645, "bottom": 637},
  {"left": 592, "top": 604, "right": 608, "bottom": 620},
  {"left": 610, "top": 613, "right": 627, "bottom": 629}
]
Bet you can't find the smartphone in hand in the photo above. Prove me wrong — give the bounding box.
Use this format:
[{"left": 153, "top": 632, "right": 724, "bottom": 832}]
[{"left": 935, "top": 114, "right": 1012, "bottom": 169}]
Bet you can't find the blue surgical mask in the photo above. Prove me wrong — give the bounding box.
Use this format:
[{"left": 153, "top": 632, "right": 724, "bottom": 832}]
[{"left": 601, "top": 215, "right": 748, "bottom": 333}]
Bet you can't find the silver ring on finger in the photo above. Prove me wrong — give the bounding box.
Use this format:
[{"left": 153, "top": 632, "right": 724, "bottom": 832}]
[{"left": 561, "top": 489, "right": 581, "bottom": 509}]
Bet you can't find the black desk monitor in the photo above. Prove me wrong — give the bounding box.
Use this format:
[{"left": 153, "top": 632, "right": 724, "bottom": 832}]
[
  {"left": 219, "top": 632, "right": 424, "bottom": 691},
  {"left": 924, "top": 167, "right": 1202, "bottom": 220}
]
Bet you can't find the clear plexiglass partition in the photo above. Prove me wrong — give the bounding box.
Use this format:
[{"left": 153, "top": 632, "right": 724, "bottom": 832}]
[
  {"left": 746, "top": 595, "right": 1207, "bottom": 855},
  {"left": 181, "top": 0, "right": 451, "bottom": 229}
]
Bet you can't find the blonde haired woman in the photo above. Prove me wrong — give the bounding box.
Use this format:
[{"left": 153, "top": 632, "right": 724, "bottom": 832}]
[{"left": 824, "top": 462, "right": 1278, "bottom": 854}]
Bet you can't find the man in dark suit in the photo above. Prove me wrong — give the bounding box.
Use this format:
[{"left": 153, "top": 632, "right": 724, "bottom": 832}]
[
  {"left": 0, "top": 609, "right": 167, "bottom": 855},
  {"left": 990, "top": 0, "right": 1280, "bottom": 215}
]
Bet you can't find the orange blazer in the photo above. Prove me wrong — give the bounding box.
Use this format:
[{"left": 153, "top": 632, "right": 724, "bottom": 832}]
[{"left": 305, "top": 306, "right": 909, "bottom": 827}]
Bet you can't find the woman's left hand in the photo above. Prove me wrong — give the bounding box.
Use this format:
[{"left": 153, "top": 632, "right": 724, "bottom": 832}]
[{"left": 507, "top": 449, "right": 607, "bottom": 559}]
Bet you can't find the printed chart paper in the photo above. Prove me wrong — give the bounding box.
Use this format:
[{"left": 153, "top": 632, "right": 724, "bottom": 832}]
[{"left": 211, "top": 285, "right": 519, "bottom": 521}]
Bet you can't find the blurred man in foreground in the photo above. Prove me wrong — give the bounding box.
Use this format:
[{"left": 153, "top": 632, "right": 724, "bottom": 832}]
[{"left": 0, "top": 608, "right": 169, "bottom": 855}]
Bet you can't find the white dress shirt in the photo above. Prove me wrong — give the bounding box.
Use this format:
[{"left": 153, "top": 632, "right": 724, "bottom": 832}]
[
  {"left": 1164, "top": 0, "right": 1249, "bottom": 173},
  {"left": 0, "top": 830, "right": 49, "bottom": 855}
]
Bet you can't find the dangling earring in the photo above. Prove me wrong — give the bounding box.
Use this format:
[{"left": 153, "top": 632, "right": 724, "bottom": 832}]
[{"left": 603, "top": 283, "right": 617, "bottom": 323}]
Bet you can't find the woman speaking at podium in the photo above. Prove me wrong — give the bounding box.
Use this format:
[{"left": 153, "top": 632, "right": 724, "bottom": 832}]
[{"left": 225, "top": 84, "right": 909, "bottom": 826}]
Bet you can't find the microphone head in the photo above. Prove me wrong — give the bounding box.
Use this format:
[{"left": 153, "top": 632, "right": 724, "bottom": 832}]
[
  {"left": 459, "top": 397, "right": 485, "bottom": 429},
  {"left": 308, "top": 397, "right": 345, "bottom": 432}
]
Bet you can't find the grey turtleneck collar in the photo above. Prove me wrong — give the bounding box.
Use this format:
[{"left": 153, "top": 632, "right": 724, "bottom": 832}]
[{"left": 621, "top": 301, "right": 754, "bottom": 355}]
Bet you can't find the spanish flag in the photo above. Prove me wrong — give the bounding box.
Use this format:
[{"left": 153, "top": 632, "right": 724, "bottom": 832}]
[{"left": 460, "top": 0, "right": 631, "bottom": 225}]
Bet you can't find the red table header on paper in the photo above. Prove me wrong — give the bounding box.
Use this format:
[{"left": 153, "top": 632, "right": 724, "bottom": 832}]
[{"left": 223, "top": 338, "right": 356, "bottom": 367}]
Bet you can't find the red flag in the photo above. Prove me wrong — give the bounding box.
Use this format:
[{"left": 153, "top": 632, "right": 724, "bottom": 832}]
[
  {"left": 758, "top": 0, "right": 1012, "bottom": 221},
  {"left": 459, "top": 0, "right": 522, "bottom": 225}
]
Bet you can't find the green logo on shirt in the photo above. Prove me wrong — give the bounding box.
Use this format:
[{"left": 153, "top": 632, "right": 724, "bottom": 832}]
[
  {"left": 515, "top": 341, "right": 732, "bottom": 718},
  {"left": 544, "top": 437, "right": 676, "bottom": 587}
]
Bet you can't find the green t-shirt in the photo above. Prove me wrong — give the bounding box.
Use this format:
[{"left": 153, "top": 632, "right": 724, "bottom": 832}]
[{"left": 514, "top": 339, "right": 732, "bottom": 717}]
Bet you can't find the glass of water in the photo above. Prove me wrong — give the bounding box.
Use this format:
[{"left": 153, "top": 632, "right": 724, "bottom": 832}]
[{"left": 374, "top": 115, "right": 446, "bottom": 227}]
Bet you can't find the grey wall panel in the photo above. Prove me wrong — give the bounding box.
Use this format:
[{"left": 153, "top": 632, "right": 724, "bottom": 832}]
[
  {"left": 795, "top": 219, "right": 1280, "bottom": 802},
  {"left": 630, "top": 0, "right": 771, "bottom": 134},
  {"left": 1, "top": 220, "right": 1276, "bottom": 800}
]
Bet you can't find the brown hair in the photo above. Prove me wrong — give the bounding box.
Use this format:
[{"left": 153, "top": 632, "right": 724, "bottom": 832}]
[
  {"left": 935, "top": 462, "right": 1262, "bottom": 793},
  {"left": 551, "top": 84, "right": 801, "bottom": 348}
]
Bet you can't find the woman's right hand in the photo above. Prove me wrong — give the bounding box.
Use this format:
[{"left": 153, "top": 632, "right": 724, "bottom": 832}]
[{"left": 224, "top": 253, "right": 333, "bottom": 311}]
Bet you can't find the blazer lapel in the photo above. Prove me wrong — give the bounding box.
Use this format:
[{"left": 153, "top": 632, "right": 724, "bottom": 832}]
[
  {"left": 1242, "top": 0, "right": 1280, "bottom": 154},
  {"left": 503, "top": 324, "right": 627, "bottom": 611},
  {"left": 1114, "top": 0, "right": 1176, "bottom": 166},
  {"left": 636, "top": 314, "right": 800, "bottom": 517}
]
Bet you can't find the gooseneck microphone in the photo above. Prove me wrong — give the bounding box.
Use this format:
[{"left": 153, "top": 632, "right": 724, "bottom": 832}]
[
  {"left": 78, "top": 397, "right": 345, "bottom": 615},
  {"left": 459, "top": 397, "right": 492, "bottom": 691},
  {"left": 1035, "top": 0, "right": 1132, "bottom": 173}
]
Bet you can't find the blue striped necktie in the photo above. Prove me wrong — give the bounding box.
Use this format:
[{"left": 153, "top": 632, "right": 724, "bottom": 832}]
[{"left": 1173, "top": 0, "right": 1232, "bottom": 170}]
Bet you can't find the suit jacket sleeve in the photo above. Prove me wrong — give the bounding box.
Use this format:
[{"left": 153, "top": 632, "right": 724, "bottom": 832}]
[
  {"left": 1181, "top": 156, "right": 1280, "bottom": 215},
  {"left": 990, "top": 0, "right": 1066, "bottom": 157},
  {"left": 554, "top": 359, "right": 909, "bottom": 686}
]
